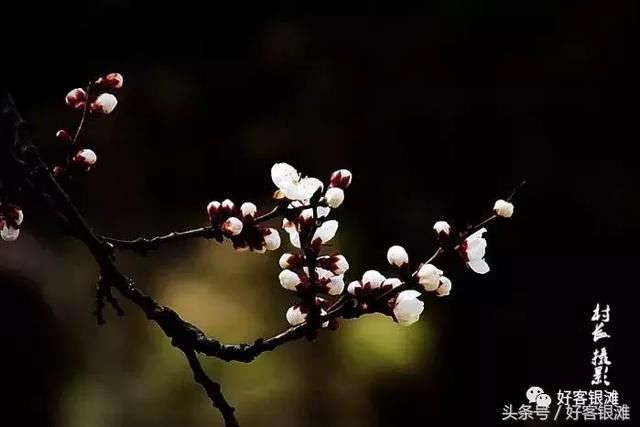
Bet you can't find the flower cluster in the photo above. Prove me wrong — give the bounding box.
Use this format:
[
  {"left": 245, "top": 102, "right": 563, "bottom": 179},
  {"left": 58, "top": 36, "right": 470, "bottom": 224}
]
[
  {"left": 54, "top": 73, "right": 124, "bottom": 176},
  {"left": 273, "top": 163, "right": 352, "bottom": 327},
  {"left": 206, "top": 200, "right": 281, "bottom": 253},
  {"left": 0, "top": 203, "right": 23, "bottom": 242}
]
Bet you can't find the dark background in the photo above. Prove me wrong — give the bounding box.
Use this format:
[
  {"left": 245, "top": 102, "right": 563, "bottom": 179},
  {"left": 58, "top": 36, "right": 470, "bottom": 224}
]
[{"left": 2, "top": 2, "right": 638, "bottom": 426}]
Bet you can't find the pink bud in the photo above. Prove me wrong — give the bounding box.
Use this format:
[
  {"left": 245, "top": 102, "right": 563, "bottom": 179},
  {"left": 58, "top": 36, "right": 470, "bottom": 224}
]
[
  {"left": 71, "top": 149, "right": 97, "bottom": 170},
  {"left": 96, "top": 73, "right": 124, "bottom": 89},
  {"left": 53, "top": 165, "right": 66, "bottom": 177},
  {"left": 65, "top": 88, "right": 87, "bottom": 109},
  {"left": 90, "top": 93, "right": 118, "bottom": 114},
  {"left": 56, "top": 129, "right": 72, "bottom": 142},
  {"left": 329, "top": 169, "right": 352, "bottom": 189}
]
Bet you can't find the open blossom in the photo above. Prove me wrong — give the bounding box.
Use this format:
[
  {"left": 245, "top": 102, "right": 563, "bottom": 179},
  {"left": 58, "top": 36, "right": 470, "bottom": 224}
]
[
  {"left": 417, "top": 263, "right": 443, "bottom": 291},
  {"left": 458, "top": 228, "right": 489, "bottom": 274},
  {"left": 271, "top": 162, "right": 323, "bottom": 201},
  {"left": 436, "top": 276, "right": 452, "bottom": 297},
  {"left": 393, "top": 290, "right": 424, "bottom": 326},
  {"left": 387, "top": 245, "right": 409, "bottom": 268},
  {"left": 433, "top": 221, "right": 451, "bottom": 238},
  {"left": 91, "top": 93, "right": 118, "bottom": 114},
  {"left": 324, "top": 187, "right": 344, "bottom": 208},
  {"left": 493, "top": 199, "right": 514, "bottom": 218}
]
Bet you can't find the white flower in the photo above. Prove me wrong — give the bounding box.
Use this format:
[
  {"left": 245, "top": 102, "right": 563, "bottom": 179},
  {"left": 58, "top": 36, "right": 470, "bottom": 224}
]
[
  {"left": 279, "top": 269, "right": 301, "bottom": 291},
  {"left": 393, "top": 290, "right": 424, "bottom": 326},
  {"left": 436, "top": 276, "right": 452, "bottom": 297},
  {"left": 207, "top": 201, "right": 221, "bottom": 219},
  {"left": 286, "top": 305, "right": 307, "bottom": 326},
  {"left": 93, "top": 93, "right": 118, "bottom": 114},
  {"left": 433, "top": 221, "right": 451, "bottom": 236},
  {"left": 271, "top": 163, "right": 323, "bottom": 201},
  {"left": 460, "top": 228, "right": 490, "bottom": 274},
  {"left": 240, "top": 202, "right": 257, "bottom": 218},
  {"left": 324, "top": 187, "right": 344, "bottom": 208},
  {"left": 493, "top": 199, "right": 514, "bottom": 218},
  {"left": 329, "top": 169, "right": 353, "bottom": 189},
  {"left": 386, "top": 245, "right": 409, "bottom": 268},
  {"left": 362, "top": 270, "right": 386, "bottom": 289},
  {"left": 221, "top": 217, "right": 243, "bottom": 236},
  {"left": 72, "top": 149, "right": 97, "bottom": 169},
  {"left": 263, "top": 228, "right": 281, "bottom": 250},
  {"left": 311, "top": 220, "right": 338, "bottom": 245},
  {"left": 417, "top": 263, "right": 443, "bottom": 291},
  {"left": 1, "top": 224, "right": 20, "bottom": 241}
]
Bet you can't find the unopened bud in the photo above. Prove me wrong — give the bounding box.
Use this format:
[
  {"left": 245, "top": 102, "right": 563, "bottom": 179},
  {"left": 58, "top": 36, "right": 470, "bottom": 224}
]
[
  {"left": 329, "top": 169, "right": 352, "bottom": 189},
  {"left": 90, "top": 93, "right": 118, "bottom": 114},
  {"left": 65, "top": 88, "right": 87, "bottom": 109}
]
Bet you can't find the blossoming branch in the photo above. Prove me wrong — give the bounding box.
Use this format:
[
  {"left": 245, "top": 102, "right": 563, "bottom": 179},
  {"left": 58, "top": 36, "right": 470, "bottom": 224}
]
[{"left": 0, "top": 73, "right": 521, "bottom": 427}]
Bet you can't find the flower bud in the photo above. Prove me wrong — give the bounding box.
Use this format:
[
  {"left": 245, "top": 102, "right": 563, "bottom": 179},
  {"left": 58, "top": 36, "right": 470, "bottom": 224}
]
[
  {"left": 263, "top": 228, "right": 281, "bottom": 251},
  {"left": 324, "top": 187, "right": 345, "bottom": 208},
  {"left": 222, "top": 217, "right": 243, "bottom": 236},
  {"left": 207, "top": 201, "right": 221, "bottom": 219},
  {"left": 240, "top": 202, "right": 257, "bottom": 218},
  {"left": 56, "top": 129, "right": 72, "bottom": 142},
  {"left": 279, "top": 269, "right": 301, "bottom": 291},
  {"left": 278, "top": 254, "right": 302, "bottom": 268},
  {"left": 317, "top": 254, "right": 349, "bottom": 275},
  {"left": 311, "top": 220, "right": 339, "bottom": 245},
  {"left": 0, "top": 224, "right": 20, "bottom": 242},
  {"left": 362, "top": 269, "right": 386, "bottom": 289},
  {"left": 221, "top": 199, "right": 235, "bottom": 212},
  {"left": 393, "top": 290, "right": 424, "bottom": 326},
  {"left": 286, "top": 305, "right": 307, "bottom": 326},
  {"left": 386, "top": 245, "right": 409, "bottom": 268},
  {"left": 91, "top": 93, "right": 118, "bottom": 114},
  {"left": 326, "top": 274, "right": 345, "bottom": 296},
  {"left": 433, "top": 221, "right": 451, "bottom": 238},
  {"left": 493, "top": 199, "right": 514, "bottom": 218},
  {"left": 329, "top": 169, "right": 352, "bottom": 189},
  {"left": 71, "top": 149, "right": 97, "bottom": 170},
  {"left": 436, "top": 276, "right": 452, "bottom": 297},
  {"left": 53, "top": 165, "right": 66, "bottom": 177},
  {"left": 382, "top": 278, "right": 402, "bottom": 289},
  {"left": 65, "top": 88, "right": 87, "bottom": 109},
  {"left": 417, "top": 263, "right": 443, "bottom": 291},
  {"left": 347, "top": 280, "right": 362, "bottom": 295},
  {"left": 96, "top": 72, "right": 124, "bottom": 89}
]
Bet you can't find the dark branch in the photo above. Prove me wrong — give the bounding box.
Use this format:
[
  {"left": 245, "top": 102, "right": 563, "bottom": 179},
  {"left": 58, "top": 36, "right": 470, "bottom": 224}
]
[{"left": 180, "top": 348, "right": 239, "bottom": 427}]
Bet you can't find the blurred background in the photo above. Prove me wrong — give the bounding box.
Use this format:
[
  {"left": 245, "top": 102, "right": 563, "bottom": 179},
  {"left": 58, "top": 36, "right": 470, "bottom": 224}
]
[{"left": 2, "top": 2, "right": 639, "bottom": 426}]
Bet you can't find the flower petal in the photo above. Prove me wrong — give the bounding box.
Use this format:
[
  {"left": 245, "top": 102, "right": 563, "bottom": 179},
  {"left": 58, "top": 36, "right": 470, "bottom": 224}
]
[
  {"left": 312, "top": 220, "right": 338, "bottom": 244},
  {"left": 271, "top": 163, "right": 299, "bottom": 189},
  {"left": 468, "top": 259, "right": 490, "bottom": 274}
]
